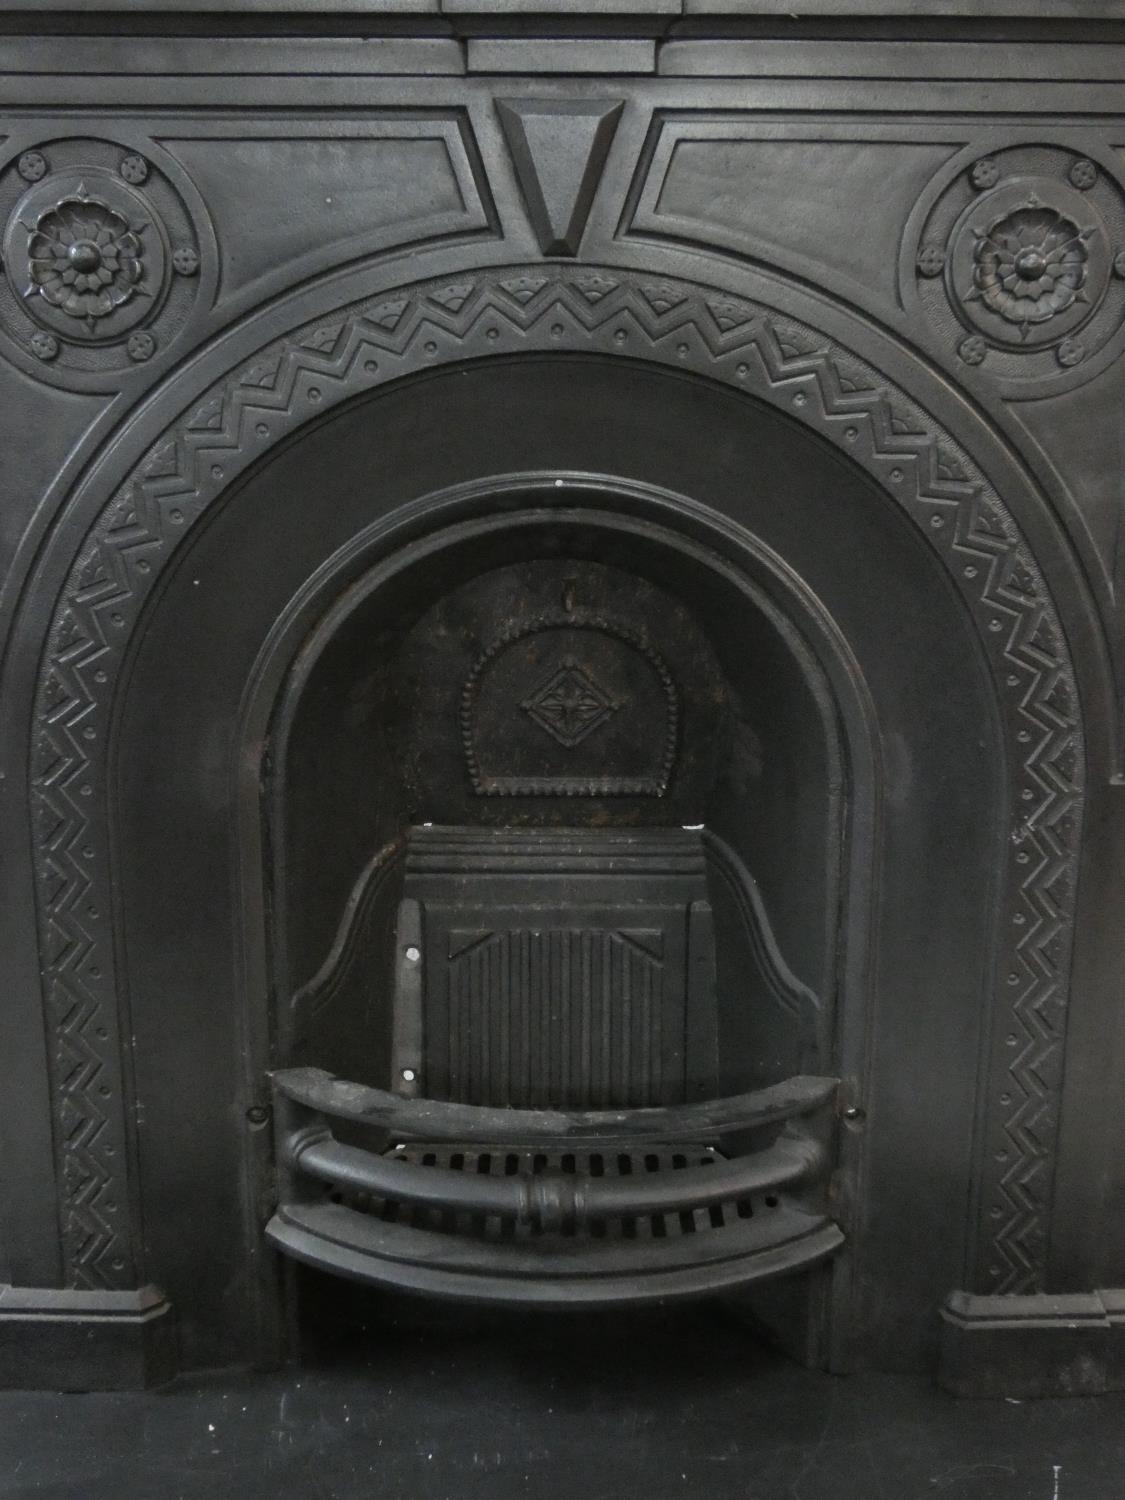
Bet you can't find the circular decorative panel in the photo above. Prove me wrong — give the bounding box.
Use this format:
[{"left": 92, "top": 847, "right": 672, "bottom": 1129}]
[
  {"left": 5, "top": 171, "right": 167, "bottom": 340},
  {"left": 0, "top": 139, "right": 211, "bottom": 389},
  {"left": 905, "top": 144, "right": 1125, "bottom": 391}
]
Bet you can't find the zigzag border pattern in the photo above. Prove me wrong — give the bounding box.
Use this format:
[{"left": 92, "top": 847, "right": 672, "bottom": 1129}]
[{"left": 31, "top": 266, "right": 1084, "bottom": 1293}]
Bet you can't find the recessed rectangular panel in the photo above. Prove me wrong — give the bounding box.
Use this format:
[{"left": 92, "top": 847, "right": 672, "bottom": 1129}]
[
  {"left": 627, "top": 117, "right": 960, "bottom": 306},
  {"left": 162, "top": 119, "right": 491, "bottom": 305}
]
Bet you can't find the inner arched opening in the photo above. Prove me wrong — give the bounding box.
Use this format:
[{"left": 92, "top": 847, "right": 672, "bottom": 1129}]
[{"left": 274, "top": 509, "right": 842, "bottom": 1112}]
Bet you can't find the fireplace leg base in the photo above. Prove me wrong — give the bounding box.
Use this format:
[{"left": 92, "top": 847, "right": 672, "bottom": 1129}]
[
  {"left": 721, "top": 1263, "right": 835, "bottom": 1371},
  {"left": 0, "top": 1284, "right": 176, "bottom": 1391},
  {"left": 938, "top": 1290, "right": 1125, "bottom": 1398}
]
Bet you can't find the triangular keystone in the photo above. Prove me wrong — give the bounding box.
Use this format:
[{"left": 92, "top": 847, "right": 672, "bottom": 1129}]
[{"left": 497, "top": 99, "right": 623, "bottom": 257}]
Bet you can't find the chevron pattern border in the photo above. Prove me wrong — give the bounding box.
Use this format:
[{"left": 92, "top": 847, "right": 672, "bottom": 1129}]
[{"left": 31, "top": 266, "right": 1084, "bottom": 1293}]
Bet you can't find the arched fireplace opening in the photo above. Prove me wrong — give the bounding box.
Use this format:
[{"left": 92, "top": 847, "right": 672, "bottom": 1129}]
[{"left": 107, "top": 345, "right": 1011, "bottom": 1374}]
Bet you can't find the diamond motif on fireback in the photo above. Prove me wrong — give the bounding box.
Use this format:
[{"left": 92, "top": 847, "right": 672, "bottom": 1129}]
[{"left": 521, "top": 658, "right": 619, "bottom": 747}]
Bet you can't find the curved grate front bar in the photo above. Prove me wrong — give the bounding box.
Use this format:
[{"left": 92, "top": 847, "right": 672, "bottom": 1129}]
[{"left": 266, "top": 1067, "right": 844, "bottom": 1306}]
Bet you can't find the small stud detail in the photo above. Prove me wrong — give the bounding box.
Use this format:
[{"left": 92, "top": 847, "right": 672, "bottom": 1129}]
[
  {"left": 971, "top": 158, "right": 1000, "bottom": 190},
  {"left": 17, "top": 150, "right": 47, "bottom": 182},
  {"left": 127, "top": 330, "right": 156, "bottom": 362},
  {"left": 1069, "top": 158, "right": 1097, "bottom": 191},
  {"left": 119, "top": 154, "right": 149, "bottom": 185},
  {"left": 916, "top": 244, "right": 946, "bottom": 277}
]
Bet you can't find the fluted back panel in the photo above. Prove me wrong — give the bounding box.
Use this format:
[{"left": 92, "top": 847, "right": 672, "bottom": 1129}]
[
  {"left": 400, "top": 826, "right": 718, "bottom": 1109},
  {"left": 445, "top": 926, "right": 665, "bottom": 1108}
]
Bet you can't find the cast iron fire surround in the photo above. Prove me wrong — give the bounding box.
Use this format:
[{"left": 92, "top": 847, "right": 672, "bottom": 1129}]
[{"left": 0, "top": 1, "right": 1123, "bottom": 1399}]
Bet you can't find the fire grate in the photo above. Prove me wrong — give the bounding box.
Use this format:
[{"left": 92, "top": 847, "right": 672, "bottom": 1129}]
[
  {"left": 267, "top": 1067, "right": 842, "bottom": 1305},
  {"left": 325, "top": 1143, "right": 766, "bottom": 1243}
]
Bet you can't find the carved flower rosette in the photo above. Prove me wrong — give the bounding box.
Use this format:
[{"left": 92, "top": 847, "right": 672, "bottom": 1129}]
[
  {"left": 2, "top": 163, "right": 168, "bottom": 350},
  {"left": 26, "top": 190, "right": 146, "bottom": 327},
  {"left": 945, "top": 179, "right": 1108, "bottom": 355},
  {"left": 969, "top": 205, "right": 1090, "bottom": 336},
  {"left": 908, "top": 145, "right": 1125, "bottom": 389}
]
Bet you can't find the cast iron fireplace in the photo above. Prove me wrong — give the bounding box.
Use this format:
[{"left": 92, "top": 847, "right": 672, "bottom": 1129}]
[{"left": 1, "top": 1, "right": 1123, "bottom": 1402}]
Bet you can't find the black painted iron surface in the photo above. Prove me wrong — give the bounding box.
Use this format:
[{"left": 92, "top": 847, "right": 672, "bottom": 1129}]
[{"left": 0, "top": 6, "right": 1121, "bottom": 1395}]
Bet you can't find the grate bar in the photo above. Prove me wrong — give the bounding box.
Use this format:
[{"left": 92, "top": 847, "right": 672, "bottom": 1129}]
[{"left": 321, "top": 1143, "right": 779, "bottom": 1243}]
